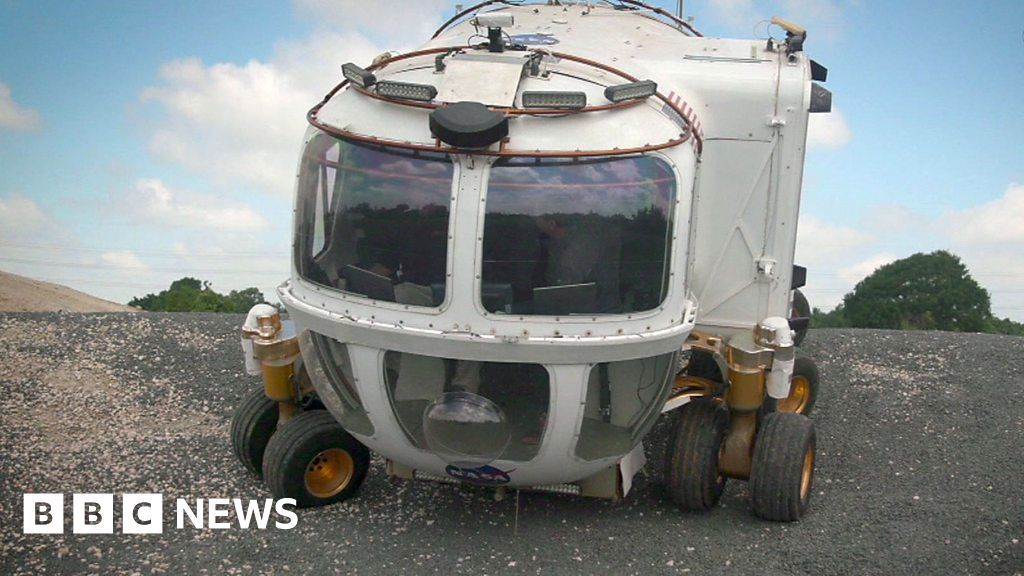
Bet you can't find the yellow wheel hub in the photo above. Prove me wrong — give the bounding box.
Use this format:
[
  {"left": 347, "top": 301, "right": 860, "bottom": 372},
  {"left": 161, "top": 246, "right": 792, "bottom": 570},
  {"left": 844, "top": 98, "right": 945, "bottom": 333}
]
[
  {"left": 779, "top": 375, "right": 810, "bottom": 414},
  {"left": 799, "top": 445, "right": 815, "bottom": 501},
  {"left": 304, "top": 448, "right": 354, "bottom": 498}
]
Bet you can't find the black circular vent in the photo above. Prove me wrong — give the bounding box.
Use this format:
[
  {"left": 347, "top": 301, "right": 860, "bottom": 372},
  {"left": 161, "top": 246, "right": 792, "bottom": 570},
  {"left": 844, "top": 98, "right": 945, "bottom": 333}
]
[{"left": 429, "top": 102, "right": 508, "bottom": 149}]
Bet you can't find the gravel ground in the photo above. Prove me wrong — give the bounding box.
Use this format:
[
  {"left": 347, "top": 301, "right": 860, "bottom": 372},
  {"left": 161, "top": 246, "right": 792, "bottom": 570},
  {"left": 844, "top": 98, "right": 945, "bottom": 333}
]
[{"left": 0, "top": 312, "right": 1021, "bottom": 575}]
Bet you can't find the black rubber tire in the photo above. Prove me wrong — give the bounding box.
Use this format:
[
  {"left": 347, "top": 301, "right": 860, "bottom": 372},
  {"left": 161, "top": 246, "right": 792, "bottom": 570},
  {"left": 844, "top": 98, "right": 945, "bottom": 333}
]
[
  {"left": 749, "top": 412, "right": 816, "bottom": 522},
  {"left": 664, "top": 399, "right": 729, "bottom": 511},
  {"left": 780, "top": 356, "right": 820, "bottom": 416},
  {"left": 230, "top": 386, "right": 278, "bottom": 477},
  {"left": 262, "top": 410, "right": 370, "bottom": 508},
  {"left": 685, "top": 350, "right": 723, "bottom": 382},
  {"left": 791, "top": 289, "right": 811, "bottom": 346}
]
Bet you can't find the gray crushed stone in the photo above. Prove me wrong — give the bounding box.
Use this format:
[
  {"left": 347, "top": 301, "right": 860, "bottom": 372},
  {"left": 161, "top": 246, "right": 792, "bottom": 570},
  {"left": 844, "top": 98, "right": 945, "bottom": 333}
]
[{"left": 0, "top": 312, "right": 1021, "bottom": 575}]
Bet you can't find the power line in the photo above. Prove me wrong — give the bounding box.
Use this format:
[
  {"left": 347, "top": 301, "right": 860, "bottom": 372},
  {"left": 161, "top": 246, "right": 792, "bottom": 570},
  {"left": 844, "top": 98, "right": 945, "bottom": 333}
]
[
  {"left": 0, "top": 240, "right": 284, "bottom": 258},
  {"left": 0, "top": 257, "right": 287, "bottom": 276}
]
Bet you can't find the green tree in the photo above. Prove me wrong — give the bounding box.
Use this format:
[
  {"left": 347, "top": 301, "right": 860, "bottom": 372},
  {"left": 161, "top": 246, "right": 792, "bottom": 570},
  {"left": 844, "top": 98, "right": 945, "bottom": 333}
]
[
  {"left": 841, "top": 251, "right": 991, "bottom": 332},
  {"left": 987, "top": 316, "right": 1024, "bottom": 336},
  {"left": 810, "top": 305, "right": 849, "bottom": 328},
  {"left": 130, "top": 277, "right": 268, "bottom": 313},
  {"left": 227, "top": 287, "right": 265, "bottom": 312}
]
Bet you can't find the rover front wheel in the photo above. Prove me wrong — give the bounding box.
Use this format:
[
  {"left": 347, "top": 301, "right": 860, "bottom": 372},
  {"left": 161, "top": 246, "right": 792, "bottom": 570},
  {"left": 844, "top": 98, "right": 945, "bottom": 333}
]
[
  {"left": 231, "top": 386, "right": 279, "bottom": 477},
  {"left": 749, "top": 412, "right": 816, "bottom": 522},
  {"left": 664, "top": 399, "right": 729, "bottom": 511},
  {"left": 262, "top": 410, "right": 370, "bottom": 508},
  {"left": 778, "top": 356, "right": 819, "bottom": 415}
]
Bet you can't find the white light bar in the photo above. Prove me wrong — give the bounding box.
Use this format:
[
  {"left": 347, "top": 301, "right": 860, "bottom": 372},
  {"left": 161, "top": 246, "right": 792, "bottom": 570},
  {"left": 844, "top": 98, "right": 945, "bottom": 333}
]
[
  {"left": 376, "top": 81, "right": 438, "bottom": 102},
  {"left": 474, "top": 13, "right": 514, "bottom": 28},
  {"left": 604, "top": 80, "right": 658, "bottom": 103},
  {"left": 342, "top": 63, "right": 376, "bottom": 88},
  {"left": 521, "top": 91, "right": 587, "bottom": 110}
]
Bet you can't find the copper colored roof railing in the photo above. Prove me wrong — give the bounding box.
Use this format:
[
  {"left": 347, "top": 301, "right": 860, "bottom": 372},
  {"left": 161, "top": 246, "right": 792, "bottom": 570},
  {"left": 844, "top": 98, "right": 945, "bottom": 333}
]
[{"left": 306, "top": 45, "right": 702, "bottom": 158}]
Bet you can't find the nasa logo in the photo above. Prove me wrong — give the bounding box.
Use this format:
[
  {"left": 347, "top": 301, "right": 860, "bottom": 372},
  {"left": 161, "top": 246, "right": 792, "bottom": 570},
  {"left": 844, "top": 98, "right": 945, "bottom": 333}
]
[
  {"left": 509, "top": 33, "right": 559, "bottom": 46},
  {"left": 444, "top": 464, "right": 514, "bottom": 485}
]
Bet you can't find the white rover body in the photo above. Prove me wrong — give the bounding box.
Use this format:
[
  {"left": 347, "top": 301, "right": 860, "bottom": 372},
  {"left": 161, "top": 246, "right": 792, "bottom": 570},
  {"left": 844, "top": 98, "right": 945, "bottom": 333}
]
[{"left": 234, "top": 1, "right": 830, "bottom": 522}]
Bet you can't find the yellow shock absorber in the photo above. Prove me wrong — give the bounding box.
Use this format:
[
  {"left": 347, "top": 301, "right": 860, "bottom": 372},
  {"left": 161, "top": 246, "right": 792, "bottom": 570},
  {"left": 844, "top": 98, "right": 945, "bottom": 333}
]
[
  {"left": 242, "top": 307, "right": 301, "bottom": 423},
  {"left": 262, "top": 361, "right": 297, "bottom": 422},
  {"left": 718, "top": 333, "right": 773, "bottom": 480}
]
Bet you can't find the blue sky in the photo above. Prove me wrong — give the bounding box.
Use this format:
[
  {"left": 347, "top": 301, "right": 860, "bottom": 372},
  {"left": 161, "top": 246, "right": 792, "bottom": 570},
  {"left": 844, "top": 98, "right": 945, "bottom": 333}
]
[{"left": 1, "top": 0, "right": 1022, "bottom": 319}]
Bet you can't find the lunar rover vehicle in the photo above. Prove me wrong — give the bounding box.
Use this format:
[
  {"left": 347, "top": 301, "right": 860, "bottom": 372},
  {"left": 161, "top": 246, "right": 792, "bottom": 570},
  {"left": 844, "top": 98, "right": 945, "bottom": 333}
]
[{"left": 232, "top": 0, "right": 830, "bottom": 522}]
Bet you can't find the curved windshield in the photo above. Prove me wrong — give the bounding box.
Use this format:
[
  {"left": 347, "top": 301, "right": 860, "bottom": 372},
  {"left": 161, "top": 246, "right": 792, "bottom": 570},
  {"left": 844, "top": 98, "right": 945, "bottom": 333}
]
[
  {"left": 295, "top": 132, "right": 454, "bottom": 307},
  {"left": 481, "top": 156, "right": 676, "bottom": 315}
]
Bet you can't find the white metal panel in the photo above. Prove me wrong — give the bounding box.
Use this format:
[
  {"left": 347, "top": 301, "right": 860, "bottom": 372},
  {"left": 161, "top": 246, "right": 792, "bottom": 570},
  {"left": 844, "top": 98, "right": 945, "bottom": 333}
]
[
  {"left": 690, "top": 139, "right": 775, "bottom": 329},
  {"left": 437, "top": 53, "right": 530, "bottom": 107}
]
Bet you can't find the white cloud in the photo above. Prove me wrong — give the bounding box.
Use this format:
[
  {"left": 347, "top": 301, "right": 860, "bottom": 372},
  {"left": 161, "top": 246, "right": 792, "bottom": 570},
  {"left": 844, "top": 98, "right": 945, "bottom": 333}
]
[
  {"left": 126, "top": 178, "right": 268, "bottom": 231},
  {"left": 0, "top": 193, "right": 51, "bottom": 238},
  {"left": 704, "top": 0, "right": 758, "bottom": 29},
  {"left": 938, "top": 183, "right": 1024, "bottom": 320},
  {"left": 140, "top": 32, "right": 385, "bottom": 197},
  {"left": 943, "top": 183, "right": 1024, "bottom": 245},
  {"left": 807, "top": 107, "right": 851, "bottom": 150},
  {"left": 272, "top": 31, "right": 385, "bottom": 94},
  {"left": 140, "top": 58, "right": 312, "bottom": 196},
  {"left": 778, "top": 0, "right": 843, "bottom": 40},
  {"left": 795, "top": 214, "right": 874, "bottom": 267},
  {"left": 862, "top": 202, "right": 918, "bottom": 234},
  {"left": 101, "top": 250, "right": 148, "bottom": 271},
  {"left": 293, "top": 0, "right": 450, "bottom": 43},
  {"left": 793, "top": 214, "right": 877, "bottom": 309},
  {"left": 0, "top": 82, "right": 41, "bottom": 132},
  {"left": 957, "top": 248, "right": 1024, "bottom": 321},
  {"left": 838, "top": 252, "right": 896, "bottom": 284}
]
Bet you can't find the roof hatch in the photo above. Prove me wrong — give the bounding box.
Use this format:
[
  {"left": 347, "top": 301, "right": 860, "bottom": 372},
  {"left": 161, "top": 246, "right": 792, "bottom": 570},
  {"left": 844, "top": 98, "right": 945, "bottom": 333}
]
[{"left": 437, "top": 52, "right": 531, "bottom": 107}]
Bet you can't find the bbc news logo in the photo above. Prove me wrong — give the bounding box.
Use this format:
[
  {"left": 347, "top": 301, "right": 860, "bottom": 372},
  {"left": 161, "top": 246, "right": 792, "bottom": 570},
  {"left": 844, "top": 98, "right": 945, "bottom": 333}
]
[{"left": 23, "top": 494, "right": 297, "bottom": 534}]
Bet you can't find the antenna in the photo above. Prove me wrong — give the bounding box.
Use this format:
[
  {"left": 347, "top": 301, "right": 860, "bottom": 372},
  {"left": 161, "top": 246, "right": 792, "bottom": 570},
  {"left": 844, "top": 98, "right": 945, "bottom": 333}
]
[{"left": 676, "top": 0, "right": 684, "bottom": 19}]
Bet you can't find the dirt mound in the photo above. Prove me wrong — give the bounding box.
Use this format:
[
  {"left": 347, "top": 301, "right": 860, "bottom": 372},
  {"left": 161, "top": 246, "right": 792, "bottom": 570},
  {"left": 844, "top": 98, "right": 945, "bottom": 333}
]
[{"left": 0, "top": 269, "right": 137, "bottom": 312}]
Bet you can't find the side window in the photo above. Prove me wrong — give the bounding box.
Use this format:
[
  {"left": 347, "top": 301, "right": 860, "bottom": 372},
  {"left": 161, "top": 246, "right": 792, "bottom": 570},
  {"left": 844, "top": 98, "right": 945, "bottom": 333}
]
[{"left": 295, "top": 133, "right": 454, "bottom": 307}]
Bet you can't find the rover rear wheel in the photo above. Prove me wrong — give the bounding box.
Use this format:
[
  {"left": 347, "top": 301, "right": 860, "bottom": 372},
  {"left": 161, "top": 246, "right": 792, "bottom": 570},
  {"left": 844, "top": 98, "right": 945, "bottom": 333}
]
[
  {"left": 262, "top": 410, "right": 370, "bottom": 508},
  {"left": 778, "top": 356, "right": 819, "bottom": 415},
  {"left": 749, "top": 412, "right": 816, "bottom": 522},
  {"left": 664, "top": 399, "right": 729, "bottom": 511},
  {"left": 791, "top": 289, "right": 811, "bottom": 346},
  {"left": 231, "top": 386, "right": 279, "bottom": 477}
]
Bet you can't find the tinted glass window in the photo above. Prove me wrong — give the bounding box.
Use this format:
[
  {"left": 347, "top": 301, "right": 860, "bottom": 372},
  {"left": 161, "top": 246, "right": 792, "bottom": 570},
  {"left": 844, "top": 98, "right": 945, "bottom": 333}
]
[
  {"left": 482, "top": 156, "right": 675, "bottom": 315},
  {"left": 575, "top": 352, "right": 677, "bottom": 461},
  {"left": 384, "top": 352, "right": 550, "bottom": 463},
  {"left": 295, "top": 132, "right": 454, "bottom": 307},
  {"left": 299, "top": 332, "right": 374, "bottom": 436}
]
